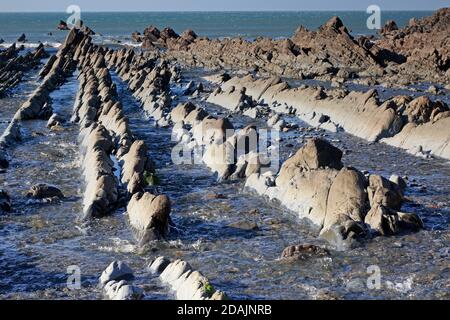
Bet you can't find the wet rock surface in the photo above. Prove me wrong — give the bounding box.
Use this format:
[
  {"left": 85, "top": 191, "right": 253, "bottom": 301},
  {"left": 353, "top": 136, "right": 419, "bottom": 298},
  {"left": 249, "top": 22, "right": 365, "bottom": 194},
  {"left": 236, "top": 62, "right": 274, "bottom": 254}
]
[
  {"left": 26, "top": 183, "right": 64, "bottom": 199},
  {"left": 0, "top": 43, "right": 48, "bottom": 97},
  {"left": 142, "top": 9, "right": 450, "bottom": 88},
  {"left": 281, "top": 245, "right": 330, "bottom": 260},
  {"left": 149, "top": 257, "right": 228, "bottom": 300},
  {"left": 0, "top": 17, "right": 448, "bottom": 300}
]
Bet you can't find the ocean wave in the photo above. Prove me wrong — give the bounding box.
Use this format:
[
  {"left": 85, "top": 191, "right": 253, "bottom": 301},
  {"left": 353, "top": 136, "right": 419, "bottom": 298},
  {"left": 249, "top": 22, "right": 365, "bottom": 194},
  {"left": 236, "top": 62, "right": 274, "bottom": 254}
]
[
  {"left": 120, "top": 41, "right": 143, "bottom": 48},
  {"left": 92, "top": 38, "right": 143, "bottom": 48},
  {"left": 0, "top": 41, "right": 62, "bottom": 49}
]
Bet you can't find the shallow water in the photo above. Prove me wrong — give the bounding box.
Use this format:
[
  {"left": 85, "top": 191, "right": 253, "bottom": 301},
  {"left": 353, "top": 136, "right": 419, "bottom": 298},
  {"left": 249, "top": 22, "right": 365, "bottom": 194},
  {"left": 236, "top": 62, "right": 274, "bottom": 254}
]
[
  {"left": 0, "top": 63, "right": 448, "bottom": 300},
  {"left": 0, "top": 11, "right": 434, "bottom": 47}
]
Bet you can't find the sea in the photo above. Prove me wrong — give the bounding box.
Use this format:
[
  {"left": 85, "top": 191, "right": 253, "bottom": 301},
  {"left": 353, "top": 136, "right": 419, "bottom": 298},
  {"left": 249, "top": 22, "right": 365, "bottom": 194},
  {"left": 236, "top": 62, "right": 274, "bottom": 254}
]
[{"left": 0, "top": 11, "right": 434, "bottom": 48}]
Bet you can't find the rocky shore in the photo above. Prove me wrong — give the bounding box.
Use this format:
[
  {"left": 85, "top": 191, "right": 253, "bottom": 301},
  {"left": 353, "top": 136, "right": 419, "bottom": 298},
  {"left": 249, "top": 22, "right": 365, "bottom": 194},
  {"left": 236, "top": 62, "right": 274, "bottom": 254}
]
[
  {"left": 0, "top": 42, "right": 48, "bottom": 97},
  {"left": 0, "top": 8, "right": 448, "bottom": 300},
  {"left": 131, "top": 8, "right": 449, "bottom": 88},
  {"left": 203, "top": 73, "right": 450, "bottom": 160}
]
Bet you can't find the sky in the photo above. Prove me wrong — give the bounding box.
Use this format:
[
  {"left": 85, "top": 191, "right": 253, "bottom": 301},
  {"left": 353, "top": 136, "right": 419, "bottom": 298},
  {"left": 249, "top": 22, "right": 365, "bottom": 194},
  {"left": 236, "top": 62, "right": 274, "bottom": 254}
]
[{"left": 0, "top": 0, "right": 446, "bottom": 12}]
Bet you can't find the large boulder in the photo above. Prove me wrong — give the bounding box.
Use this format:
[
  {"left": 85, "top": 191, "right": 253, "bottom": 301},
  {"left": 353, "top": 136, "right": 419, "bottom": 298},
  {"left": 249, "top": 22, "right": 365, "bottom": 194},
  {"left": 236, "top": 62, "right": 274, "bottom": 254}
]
[
  {"left": 320, "top": 167, "right": 368, "bottom": 243},
  {"left": 127, "top": 192, "right": 171, "bottom": 244},
  {"left": 192, "top": 117, "right": 234, "bottom": 146},
  {"left": 246, "top": 137, "right": 422, "bottom": 247},
  {"left": 276, "top": 138, "right": 343, "bottom": 186},
  {"left": 367, "top": 174, "right": 403, "bottom": 210},
  {"left": 99, "top": 261, "right": 134, "bottom": 287}
]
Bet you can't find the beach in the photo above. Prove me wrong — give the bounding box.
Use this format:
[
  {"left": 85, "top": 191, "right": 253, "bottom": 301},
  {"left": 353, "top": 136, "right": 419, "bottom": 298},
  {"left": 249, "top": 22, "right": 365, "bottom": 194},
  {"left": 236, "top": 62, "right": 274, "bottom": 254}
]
[{"left": 0, "top": 8, "right": 449, "bottom": 300}]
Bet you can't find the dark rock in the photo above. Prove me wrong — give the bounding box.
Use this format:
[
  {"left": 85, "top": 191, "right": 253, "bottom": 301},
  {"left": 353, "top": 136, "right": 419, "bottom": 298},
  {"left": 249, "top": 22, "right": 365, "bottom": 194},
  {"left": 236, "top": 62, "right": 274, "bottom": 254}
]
[
  {"left": 380, "top": 20, "right": 399, "bottom": 34},
  {"left": 17, "top": 33, "right": 26, "bottom": 42},
  {"left": 0, "top": 151, "right": 9, "bottom": 169},
  {"left": 143, "top": 25, "right": 161, "bottom": 42},
  {"left": 405, "top": 96, "right": 448, "bottom": 124},
  {"left": 228, "top": 220, "right": 259, "bottom": 231},
  {"left": 281, "top": 244, "right": 330, "bottom": 260},
  {"left": 131, "top": 32, "right": 142, "bottom": 43},
  {"left": 57, "top": 20, "right": 70, "bottom": 31},
  {"left": 0, "top": 190, "right": 12, "bottom": 213},
  {"left": 26, "top": 184, "right": 64, "bottom": 199},
  {"left": 81, "top": 26, "right": 95, "bottom": 36},
  {"left": 206, "top": 193, "right": 228, "bottom": 200},
  {"left": 160, "top": 27, "right": 179, "bottom": 42}
]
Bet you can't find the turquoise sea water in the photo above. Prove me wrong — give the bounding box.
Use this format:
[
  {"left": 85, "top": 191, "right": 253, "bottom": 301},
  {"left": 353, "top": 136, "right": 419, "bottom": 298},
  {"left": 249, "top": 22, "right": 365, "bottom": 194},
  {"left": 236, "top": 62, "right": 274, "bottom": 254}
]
[{"left": 0, "top": 11, "right": 434, "bottom": 45}]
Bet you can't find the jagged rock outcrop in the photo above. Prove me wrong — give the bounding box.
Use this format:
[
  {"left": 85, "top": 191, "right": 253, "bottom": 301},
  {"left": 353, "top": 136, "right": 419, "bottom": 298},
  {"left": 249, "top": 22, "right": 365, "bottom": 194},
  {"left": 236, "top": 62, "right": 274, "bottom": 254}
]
[
  {"left": 135, "top": 9, "right": 450, "bottom": 86},
  {"left": 127, "top": 192, "right": 171, "bottom": 244},
  {"left": 0, "top": 28, "right": 86, "bottom": 172},
  {"left": 245, "top": 138, "right": 423, "bottom": 247},
  {"left": 373, "top": 8, "right": 450, "bottom": 84},
  {"left": 0, "top": 43, "right": 49, "bottom": 97}
]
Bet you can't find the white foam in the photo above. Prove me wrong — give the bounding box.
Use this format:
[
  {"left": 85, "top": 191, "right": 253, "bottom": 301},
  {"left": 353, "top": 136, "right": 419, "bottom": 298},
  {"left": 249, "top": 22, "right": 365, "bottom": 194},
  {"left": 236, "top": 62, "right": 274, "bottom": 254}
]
[{"left": 0, "top": 41, "right": 62, "bottom": 49}]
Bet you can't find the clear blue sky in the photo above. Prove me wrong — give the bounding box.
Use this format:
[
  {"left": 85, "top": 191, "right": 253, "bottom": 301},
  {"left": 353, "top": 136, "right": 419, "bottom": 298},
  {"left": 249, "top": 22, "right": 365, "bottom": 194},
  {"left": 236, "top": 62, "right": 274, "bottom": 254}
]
[{"left": 0, "top": 0, "right": 446, "bottom": 12}]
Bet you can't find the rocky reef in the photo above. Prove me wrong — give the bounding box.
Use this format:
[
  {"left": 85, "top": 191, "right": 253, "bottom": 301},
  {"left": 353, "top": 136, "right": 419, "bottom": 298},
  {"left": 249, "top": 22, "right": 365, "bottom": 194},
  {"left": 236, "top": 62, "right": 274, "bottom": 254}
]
[
  {"left": 132, "top": 9, "right": 449, "bottom": 87},
  {"left": 0, "top": 9, "right": 448, "bottom": 300}
]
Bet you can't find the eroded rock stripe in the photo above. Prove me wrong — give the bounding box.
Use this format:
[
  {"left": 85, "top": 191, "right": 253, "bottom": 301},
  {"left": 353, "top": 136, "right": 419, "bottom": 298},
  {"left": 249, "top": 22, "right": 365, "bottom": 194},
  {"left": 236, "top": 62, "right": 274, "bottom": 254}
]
[
  {"left": 205, "top": 73, "right": 450, "bottom": 160},
  {"left": 72, "top": 43, "right": 172, "bottom": 246},
  {"left": 149, "top": 257, "right": 228, "bottom": 300},
  {"left": 0, "top": 28, "right": 86, "bottom": 166},
  {"left": 106, "top": 49, "right": 271, "bottom": 182},
  {"left": 106, "top": 48, "right": 425, "bottom": 248},
  {"left": 0, "top": 42, "right": 48, "bottom": 97}
]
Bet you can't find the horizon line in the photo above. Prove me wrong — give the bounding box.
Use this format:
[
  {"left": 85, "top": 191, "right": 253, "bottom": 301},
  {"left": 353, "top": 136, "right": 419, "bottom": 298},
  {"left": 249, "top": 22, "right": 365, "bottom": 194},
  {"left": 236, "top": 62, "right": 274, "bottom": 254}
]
[{"left": 0, "top": 9, "right": 439, "bottom": 13}]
